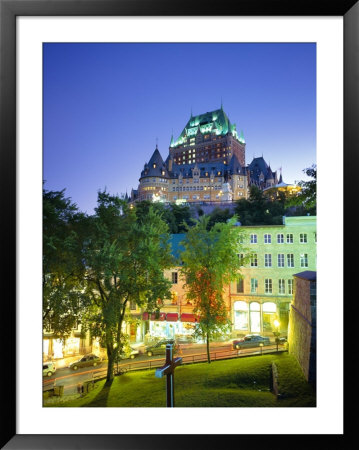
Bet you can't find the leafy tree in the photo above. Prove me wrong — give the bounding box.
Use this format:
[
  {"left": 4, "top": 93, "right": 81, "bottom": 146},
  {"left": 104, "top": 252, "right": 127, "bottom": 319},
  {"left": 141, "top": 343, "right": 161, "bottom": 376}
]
[
  {"left": 81, "top": 191, "right": 173, "bottom": 382},
  {"left": 43, "top": 188, "right": 87, "bottom": 337},
  {"left": 179, "top": 216, "right": 249, "bottom": 363},
  {"left": 234, "top": 185, "right": 285, "bottom": 225},
  {"left": 134, "top": 200, "right": 193, "bottom": 233},
  {"left": 206, "top": 207, "right": 234, "bottom": 230},
  {"left": 286, "top": 165, "right": 316, "bottom": 215},
  {"left": 168, "top": 203, "right": 194, "bottom": 233}
]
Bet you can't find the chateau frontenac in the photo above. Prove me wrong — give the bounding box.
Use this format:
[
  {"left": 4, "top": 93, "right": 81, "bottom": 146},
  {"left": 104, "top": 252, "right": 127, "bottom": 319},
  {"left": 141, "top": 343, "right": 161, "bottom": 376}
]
[{"left": 131, "top": 106, "right": 283, "bottom": 204}]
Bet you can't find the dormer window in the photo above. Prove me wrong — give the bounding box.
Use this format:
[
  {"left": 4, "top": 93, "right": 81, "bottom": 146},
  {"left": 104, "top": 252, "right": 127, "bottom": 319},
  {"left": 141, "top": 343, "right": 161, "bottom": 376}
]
[
  {"left": 153, "top": 163, "right": 156, "bottom": 168},
  {"left": 162, "top": 170, "right": 165, "bottom": 176}
]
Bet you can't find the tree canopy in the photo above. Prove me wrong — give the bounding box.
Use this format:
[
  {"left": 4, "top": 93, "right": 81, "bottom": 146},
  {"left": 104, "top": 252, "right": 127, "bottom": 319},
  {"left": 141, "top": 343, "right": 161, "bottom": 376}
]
[
  {"left": 286, "top": 165, "right": 316, "bottom": 215},
  {"left": 234, "top": 185, "right": 285, "bottom": 225},
  {"left": 43, "top": 188, "right": 87, "bottom": 337},
  {"left": 179, "top": 215, "right": 249, "bottom": 363},
  {"left": 80, "top": 191, "right": 173, "bottom": 381}
]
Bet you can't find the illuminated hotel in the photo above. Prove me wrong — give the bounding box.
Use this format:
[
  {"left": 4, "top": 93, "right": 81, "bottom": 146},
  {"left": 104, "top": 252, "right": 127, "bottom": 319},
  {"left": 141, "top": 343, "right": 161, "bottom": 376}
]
[{"left": 131, "top": 107, "right": 281, "bottom": 204}]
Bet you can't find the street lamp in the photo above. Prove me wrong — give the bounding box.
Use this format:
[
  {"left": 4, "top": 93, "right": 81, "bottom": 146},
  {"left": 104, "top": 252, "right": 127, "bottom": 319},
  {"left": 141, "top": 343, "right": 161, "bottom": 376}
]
[{"left": 273, "top": 319, "right": 280, "bottom": 352}]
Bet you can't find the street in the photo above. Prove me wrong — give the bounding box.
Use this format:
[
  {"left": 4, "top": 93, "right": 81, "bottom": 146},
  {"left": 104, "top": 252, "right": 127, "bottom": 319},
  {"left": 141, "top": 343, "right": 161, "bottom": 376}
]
[{"left": 43, "top": 341, "right": 284, "bottom": 394}]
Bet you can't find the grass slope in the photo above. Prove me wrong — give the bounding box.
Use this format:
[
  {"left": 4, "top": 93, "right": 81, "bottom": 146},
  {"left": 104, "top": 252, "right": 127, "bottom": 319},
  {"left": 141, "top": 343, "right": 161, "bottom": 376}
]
[{"left": 45, "top": 353, "right": 316, "bottom": 408}]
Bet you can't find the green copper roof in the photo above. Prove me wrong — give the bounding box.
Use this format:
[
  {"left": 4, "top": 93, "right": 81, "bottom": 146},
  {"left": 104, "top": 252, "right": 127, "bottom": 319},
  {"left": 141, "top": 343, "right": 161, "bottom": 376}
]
[{"left": 170, "top": 108, "right": 242, "bottom": 147}]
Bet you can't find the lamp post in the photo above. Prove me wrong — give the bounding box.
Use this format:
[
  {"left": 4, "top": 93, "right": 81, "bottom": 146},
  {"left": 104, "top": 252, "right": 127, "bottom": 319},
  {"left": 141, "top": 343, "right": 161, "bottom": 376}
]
[
  {"left": 259, "top": 342, "right": 263, "bottom": 355},
  {"left": 273, "top": 319, "right": 280, "bottom": 352}
]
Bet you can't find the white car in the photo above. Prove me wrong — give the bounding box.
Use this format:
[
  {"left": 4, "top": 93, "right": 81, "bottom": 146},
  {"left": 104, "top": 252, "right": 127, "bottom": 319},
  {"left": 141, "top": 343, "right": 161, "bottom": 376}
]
[
  {"left": 119, "top": 347, "right": 139, "bottom": 360},
  {"left": 43, "top": 361, "right": 56, "bottom": 377}
]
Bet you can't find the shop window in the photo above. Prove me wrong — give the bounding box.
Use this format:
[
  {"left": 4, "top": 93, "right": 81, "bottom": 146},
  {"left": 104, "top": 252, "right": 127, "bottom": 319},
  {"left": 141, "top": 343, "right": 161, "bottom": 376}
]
[
  {"left": 234, "top": 301, "right": 248, "bottom": 330},
  {"left": 249, "top": 302, "right": 261, "bottom": 332},
  {"left": 262, "top": 302, "right": 277, "bottom": 331},
  {"left": 171, "top": 292, "right": 178, "bottom": 305}
]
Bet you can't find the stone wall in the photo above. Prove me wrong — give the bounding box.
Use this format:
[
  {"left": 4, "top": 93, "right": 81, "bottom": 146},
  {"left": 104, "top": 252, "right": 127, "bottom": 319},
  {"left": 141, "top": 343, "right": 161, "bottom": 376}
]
[{"left": 288, "top": 276, "right": 316, "bottom": 385}]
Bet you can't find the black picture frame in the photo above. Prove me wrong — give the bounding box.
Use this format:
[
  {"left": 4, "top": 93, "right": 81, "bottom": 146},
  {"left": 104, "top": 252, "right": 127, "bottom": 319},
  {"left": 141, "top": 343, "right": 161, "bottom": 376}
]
[{"left": 1, "top": 0, "right": 356, "bottom": 448}]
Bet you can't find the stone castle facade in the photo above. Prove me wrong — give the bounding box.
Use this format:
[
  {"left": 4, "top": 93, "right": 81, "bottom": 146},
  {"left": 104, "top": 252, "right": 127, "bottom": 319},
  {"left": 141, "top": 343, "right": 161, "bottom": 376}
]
[{"left": 131, "top": 107, "right": 281, "bottom": 204}]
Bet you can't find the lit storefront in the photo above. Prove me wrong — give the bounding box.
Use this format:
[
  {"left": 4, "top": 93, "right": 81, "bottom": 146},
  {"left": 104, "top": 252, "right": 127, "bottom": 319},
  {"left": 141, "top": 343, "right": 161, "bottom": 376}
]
[
  {"left": 233, "top": 301, "right": 279, "bottom": 335},
  {"left": 144, "top": 312, "right": 198, "bottom": 340}
]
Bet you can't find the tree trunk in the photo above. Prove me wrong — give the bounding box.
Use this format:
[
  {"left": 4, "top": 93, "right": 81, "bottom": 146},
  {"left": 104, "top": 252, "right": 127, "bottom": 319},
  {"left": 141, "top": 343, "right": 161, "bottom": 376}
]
[
  {"left": 206, "top": 332, "right": 211, "bottom": 364},
  {"left": 106, "top": 348, "right": 115, "bottom": 382}
]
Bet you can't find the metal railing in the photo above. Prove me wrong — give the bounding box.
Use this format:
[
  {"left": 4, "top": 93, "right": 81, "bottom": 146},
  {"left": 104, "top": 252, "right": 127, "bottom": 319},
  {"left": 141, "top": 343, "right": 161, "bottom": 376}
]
[{"left": 43, "top": 344, "right": 286, "bottom": 395}]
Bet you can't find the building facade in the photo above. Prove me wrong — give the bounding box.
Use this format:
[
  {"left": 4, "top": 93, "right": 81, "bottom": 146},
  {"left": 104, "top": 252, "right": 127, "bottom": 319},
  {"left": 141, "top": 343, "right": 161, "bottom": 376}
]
[
  {"left": 133, "top": 107, "right": 281, "bottom": 204},
  {"left": 43, "top": 217, "right": 316, "bottom": 364},
  {"left": 230, "top": 216, "right": 316, "bottom": 338},
  {"left": 139, "top": 216, "right": 316, "bottom": 342}
]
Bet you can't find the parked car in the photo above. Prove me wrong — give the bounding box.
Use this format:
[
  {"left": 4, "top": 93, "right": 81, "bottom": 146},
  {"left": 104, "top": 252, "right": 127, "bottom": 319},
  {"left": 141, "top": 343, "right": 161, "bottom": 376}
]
[
  {"left": 145, "top": 339, "right": 176, "bottom": 357},
  {"left": 43, "top": 361, "right": 56, "bottom": 377},
  {"left": 232, "top": 334, "right": 271, "bottom": 350},
  {"left": 69, "top": 354, "right": 102, "bottom": 370},
  {"left": 119, "top": 346, "right": 139, "bottom": 360}
]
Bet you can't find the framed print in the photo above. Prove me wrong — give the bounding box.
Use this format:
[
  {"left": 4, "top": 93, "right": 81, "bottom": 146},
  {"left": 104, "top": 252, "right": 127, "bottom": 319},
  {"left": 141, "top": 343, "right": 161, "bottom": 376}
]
[{"left": 1, "top": 0, "right": 357, "bottom": 448}]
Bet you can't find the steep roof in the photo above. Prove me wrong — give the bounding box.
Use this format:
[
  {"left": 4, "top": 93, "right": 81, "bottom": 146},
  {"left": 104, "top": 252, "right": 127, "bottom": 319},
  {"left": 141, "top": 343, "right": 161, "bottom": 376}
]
[
  {"left": 228, "top": 153, "right": 245, "bottom": 175},
  {"left": 140, "top": 147, "right": 169, "bottom": 178},
  {"left": 247, "top": 156, "right": 277, "bottom": 184},
  {"left": 171, "top": 107, "right": 244, "bottom": 147}
]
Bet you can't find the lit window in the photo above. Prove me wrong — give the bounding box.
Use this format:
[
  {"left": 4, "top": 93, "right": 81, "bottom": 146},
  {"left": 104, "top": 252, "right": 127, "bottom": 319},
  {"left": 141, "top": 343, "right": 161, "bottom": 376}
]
[{"left": 234, "top": 301, "right": 248, "bottom": 330}]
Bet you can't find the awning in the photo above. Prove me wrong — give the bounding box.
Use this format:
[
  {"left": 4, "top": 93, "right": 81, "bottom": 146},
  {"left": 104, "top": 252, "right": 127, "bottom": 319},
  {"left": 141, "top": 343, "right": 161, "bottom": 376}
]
[
  {"left": 150, "top": 312, "right": 166, "bottom": 321},
  {"left": 142, "top": 312, "right": 149, "bottom": 321},
  {"left": 180, "top": 313, "right": 197, "bottom": 323},
  {"left": 166, "top": 313, "right": 179, "bottom": 322}
]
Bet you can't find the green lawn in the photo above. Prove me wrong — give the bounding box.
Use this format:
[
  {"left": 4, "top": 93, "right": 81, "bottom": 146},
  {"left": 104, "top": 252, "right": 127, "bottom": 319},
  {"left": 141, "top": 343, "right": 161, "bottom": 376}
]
[{"left": 45, "top": 353, "right": 316, "bottom": 407}]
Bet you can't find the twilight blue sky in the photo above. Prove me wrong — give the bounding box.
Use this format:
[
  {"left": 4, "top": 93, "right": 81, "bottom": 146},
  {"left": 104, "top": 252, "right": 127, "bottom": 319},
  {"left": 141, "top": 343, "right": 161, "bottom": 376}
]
[{"left": 43, "top": 43, "right": 316, "bottom": 214}]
